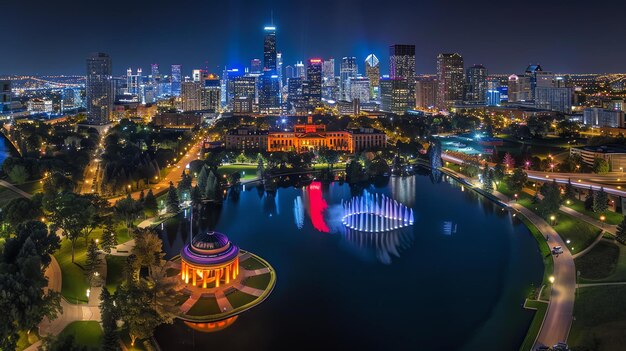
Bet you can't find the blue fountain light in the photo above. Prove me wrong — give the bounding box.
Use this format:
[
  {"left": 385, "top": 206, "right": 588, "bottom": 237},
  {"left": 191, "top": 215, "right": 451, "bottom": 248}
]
[{"left": 341, "top": 191, "right": 414, "bottom": 232}]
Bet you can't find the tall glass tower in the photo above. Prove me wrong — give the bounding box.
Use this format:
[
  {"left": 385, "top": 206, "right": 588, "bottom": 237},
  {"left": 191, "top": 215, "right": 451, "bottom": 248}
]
[
  {"left": 171, "top": 64, "right": 182, "bottom": 96},
  {"left": 263, "top": 26, "right": 277, "bottom": 72},
  {"left": 85, "top": 52, "right": 113, "bottom": 125}
]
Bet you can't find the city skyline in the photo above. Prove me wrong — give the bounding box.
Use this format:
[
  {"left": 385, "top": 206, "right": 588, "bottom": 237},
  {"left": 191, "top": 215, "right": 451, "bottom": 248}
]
[{"left": 4, "top": 0, "right": 626, "bottom": 76}]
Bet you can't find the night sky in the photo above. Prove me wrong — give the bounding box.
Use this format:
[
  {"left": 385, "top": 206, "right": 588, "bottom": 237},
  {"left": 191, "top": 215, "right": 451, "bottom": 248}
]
[{"left": 4, "top": 0, "right": 626, "bottom": 76}]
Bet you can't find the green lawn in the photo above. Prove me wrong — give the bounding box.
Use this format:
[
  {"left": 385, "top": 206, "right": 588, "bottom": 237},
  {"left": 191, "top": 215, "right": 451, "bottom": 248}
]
[
  {"left": 569, "top": 285, "right": 626, "bottom": 350},
  {"left": 243, "top": 273, "right": 271, "bottom": 290},
  {"left": 519, "top": 299, "right": 548, "bottom": 351},
  {"left": 576, "top": 240, "right": 620, "bottom": 280},
  {"left": 579, "top": 241, "right": 626, "bottom": 284},
  {"left": 218, "top": 164, "right": 258, "bottom": 180},
  {"left": 225, "top": 289, "right": 257, "bottom": 308},
  {"left": 564, "top": 198, "right": 622, "bottom": 225},
  {"left": 17, "top": 179, "right": 43, "bottom": 195},
  {"left": 552, "top": 213, "right": 602, "bottom": 254},
  {"left": 59, "top": 321, "right": 103, "bottom": 348},
  {"left": 105, "top": 255, "right": 126, "bottom": 293},
  {"left": 54, "top": 237, "right": 91, "bottom": 303},
  {"left": 186, "top": 297, "right": 221, "bottom": 316}
]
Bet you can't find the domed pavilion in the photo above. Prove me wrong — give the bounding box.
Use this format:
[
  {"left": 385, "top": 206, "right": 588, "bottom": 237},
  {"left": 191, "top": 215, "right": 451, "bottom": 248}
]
[{"left": 180, "top": 231, "right": 240, "bottom": 288}]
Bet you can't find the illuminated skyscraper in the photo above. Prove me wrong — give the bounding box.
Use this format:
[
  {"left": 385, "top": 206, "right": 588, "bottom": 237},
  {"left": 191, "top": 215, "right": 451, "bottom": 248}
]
[
  {"left": 349, "top": 77, "right": 371, "bottom": 103},
  {"left": 285, "top": 65, "right": 295, "bottom": 80},
  {"left": 85, "top": 52, "right": 113, "bottom": 125},
  {"left": 202, "top": 74, "right": 221, "bottom": 112},
  {"left": 171, "top": 64, "right": 182, "bottom": 96},
  {"left": 306, "top": 59, "right": 322, "bottom": 108},
  {"left": 251, "top": 59, "right": 262, "bottom": 73},
  {"left": 415, "top": 78, "right": 437, "bottom": 109},
  {"left": 295, "top": 61, "right": 305, "bottom": 78},
  {"left": 181, "top": 81, "right": 202, "bottom": 112},
  {"left": 465, "top": 64, "right": 487, "bottom": 104},
  {"left": 323, "top": 59, "right": 335, "bottom": 86},
  {"left": 365, "top": 54, "right": 380, "bottom": 99},
  {"left": 389, "top": 45, "right": 415, "bottom": 80},
  {"left": 127, "top": 68, "right": 142, "bottom": 95},
  {"left": 151, "top": 64, "right": 160, "bottom": 80},
  {"left": 340, "top": 57, "right": 358, "bottom": 100},
  {"left": 436, "top": 53, "right": 464, "bottom": 109},
  {"left": 263, "top": 26, "right": 277, "bottom": 72},
  {"left": 259, "top": 73, "right": 280, "bottom": 114}
]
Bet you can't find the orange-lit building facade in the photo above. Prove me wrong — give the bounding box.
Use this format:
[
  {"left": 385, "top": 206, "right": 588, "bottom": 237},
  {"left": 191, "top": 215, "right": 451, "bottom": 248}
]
[
  {"left": 180, "top": 232, "right": 240, "bottom": 289},
  {"left": 225, "top": 116, "right": 386, "bottom": 153}
]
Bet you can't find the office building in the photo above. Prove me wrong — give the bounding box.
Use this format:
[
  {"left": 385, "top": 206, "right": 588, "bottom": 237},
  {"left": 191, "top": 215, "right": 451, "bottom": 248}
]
[
  {"left": 415, "top": 78, "right": 437, "bottom": 109},
  {"left": 306, "top": 59, "right": 323, "bottom": 108},
  {"left": 250, "top": 59, "right": 262, "bottom": 73},
  {"left": 465, "top": 64, "right": 487, "bottom": 104},
  {"left": 181, "top": 81, "right": 202, "bottom": 112},
  {"left": 28, "top": 98, "right": 53, "bottom": 114},
  {"left": 259, "top": 73, "right": 280, "bottom": 114},
  {"left": 171, "top": 64, "right": 182, "bottom": 96},
  {"left": 525, "top": 64, "right": 543, "bottom": 100},
  {"left": 323, "top": 59, "right": 335, "bottom": 86},
  {"left": 126, "top": 68, "right": 142, "bottom": 95},
  {"left": 340, "top": 57, "right": 358, "bottom": 100},
  {"left": 436, "top": 53, "right": 464, "bottom": 109},
  {"left": 0, "top": 80, "right": 11, "bottom": 113},
  {"left": 277, "top": 52, "right": 283, "bottom": 89},
  {"left": 285, "top": 65, "right": 295, "bottom": 80},
  {"left": 85, "top": 52, "right": 113, "bottom": 125},
  {"left": 202, "top": 75, "right": 221, "bottom": 112},
  {"left": 583, "top": 108, "right": 624, "bottom": 128},
  {"left": 535, "top": 86, "right": 573, "bottom": 113},
  {"left": 365, "top": 54, "right": 380, "bottom": 98},
  {"left": 287, "top": 77, "right": 304, "bottom": 112},
  {"left": 295, "top": 61, "right": 306, "bottom": 78},
  {"left": 508, "top": 74, "right": 532, "bottom": 102},
  {"left": 349, "top": 77, "right": 371, "bottom": 103},
  {"left": 263, "top": 26, "right": 277, "bottom": 71},
  {"left": 389, "top": 45, "right": 415, "bottom": 80},
  {"left": 380, "top": 78, "right": 409, "bottom": 114}
]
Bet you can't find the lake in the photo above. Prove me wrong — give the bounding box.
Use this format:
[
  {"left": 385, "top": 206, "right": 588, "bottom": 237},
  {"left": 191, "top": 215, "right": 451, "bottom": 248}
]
[{"left": 154, "top": 171, "right": 543, "bottom": 350}]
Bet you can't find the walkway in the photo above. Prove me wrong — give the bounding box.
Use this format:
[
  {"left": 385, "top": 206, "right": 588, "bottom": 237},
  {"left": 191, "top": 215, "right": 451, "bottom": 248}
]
[
  {"left": 578, "top": 281, "right": 626, "bottom": 288},
  {"left": 0, "top": 179, "right": 33, "bottom": 199}
]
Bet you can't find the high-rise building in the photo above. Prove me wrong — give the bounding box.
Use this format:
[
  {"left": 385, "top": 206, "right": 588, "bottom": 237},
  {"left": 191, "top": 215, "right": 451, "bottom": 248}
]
[
  {"left": 365, "top": 54, "right": 380, "bottom": 99},
  {"left": 583, "top": 108, "right": 625, "bottom": 128},
  {"left": 508, "top": 74, "right": 532, "bottom": 102},
  {"left": 287, "top": 77, "right": 304, "bottom": 112},
  {"left": 349, "top": 77, "right": 371, "bottom": 103},
  {"left": 389, "top": 45, "right": 415, "bottom": 80},
  {"left": 277, "top": 52, "right": 283, "bottom": 85},
  {"left": 201, "top": 74, "right": 221, "bottom": 112},
  {"left": 340, "top": 57, "right": 358, "bottom": 100},
  {"left": 232, "top": 76, "right": 257, "bottom": 101},
  {"left": 415, "top": 78, "right": 437, "bottom": 109},
  {"left": 0, "top": 80, "right": 11, "bottom": 113},
  {"left": 192, "top": 69, "right": 206, "bottom": 82},
  {"left": 436, "top": 53, "right": 464, "bottom": 109},
  {"left": 250, "top": 59, "right": 262, "bottom": 73},
  {"left": 171, "top": 64, "right": 182, "bottom": 96},
  {"left": 127, "top": 68, "right": 142, "bottom": 95},
  {"left": 181, "top": 81, "right": 202, "bottom": 112},
  {"left": 525, "top": 64, "right": 543, "bottom": 100},
  {"left": 85, "top": 52, "right": 113, "bottom": 125},
  {"left": 151, "top": 64, "right": 160, "bottom": 80},
  {"left": 323, "top": 59, "right": 335, "bottom": 86},
  {"left": 465, "top": 64, "right": 487, "bottom": 104},
  {"left": 285, "top": 65, "right": 295, "bottom": 80},
  {"left": 380, "top": 78, "right": 409, "bottom": 114},
  {"left": 263, "top": 26, "right": 277, "bottom": 72},
  {"left": 535, "top": 86, "right": 573, "bottom": 113},
  {"left": 306, "top": 59, "right": 323, "bottom": 108},
  {"left": 295, "top": 61, "right": 306, "bottom": 78},
  {"left": 259, "top": 73, "right": 280, "bottom": 114}
]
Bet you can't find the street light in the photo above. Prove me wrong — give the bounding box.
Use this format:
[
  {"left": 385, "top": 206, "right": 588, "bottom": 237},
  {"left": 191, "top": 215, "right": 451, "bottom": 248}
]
[
  {"left": 549, "top": 276, "right": 555, "bottom": 284},
  {"left": 600, "top": 215, "right": 606, "bottom": 228},
  {"left": 550, "top": 215, "right": 556, "bottom": 225},
  {"left": 514, "top": 193, "right": 518, "bottom": 202}
]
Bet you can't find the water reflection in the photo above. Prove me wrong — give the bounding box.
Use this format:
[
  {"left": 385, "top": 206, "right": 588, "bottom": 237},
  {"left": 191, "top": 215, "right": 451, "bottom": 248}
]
[
  {"left": 183, "top": 316, "right": 238, "bottom": 333},
  {"left": 343, "top": 227, "right": 414, "bottom": 265},
  {"left": 301, "top": 181, "right": 329, "bottom": 232}
]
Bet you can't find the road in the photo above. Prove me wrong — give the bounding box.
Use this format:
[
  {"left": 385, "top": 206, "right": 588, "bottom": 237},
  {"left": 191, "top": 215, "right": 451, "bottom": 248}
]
[{"left": 107, "top": 139, "right": 203, "bottom": 204}]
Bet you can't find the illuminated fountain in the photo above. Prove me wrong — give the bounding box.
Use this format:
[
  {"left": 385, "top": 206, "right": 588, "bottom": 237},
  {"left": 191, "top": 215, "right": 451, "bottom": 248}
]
[{"left": 341, "top": 191, "right": 414, "bottom": 232}]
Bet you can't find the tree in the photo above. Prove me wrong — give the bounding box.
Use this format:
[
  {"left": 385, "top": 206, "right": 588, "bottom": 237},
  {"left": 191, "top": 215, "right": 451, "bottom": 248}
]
[
  {"left": 593, "top": 157, "right": 610, "bottom": 174},
  {"left": 584, "top": 187, "right": 594, "bottom": 211},
  {"left": 503, "top": 153, "right": 515, "bottom": 169},
  {"left": 114, "top": 194, "right": 143, "bottom": 230},
  {"left": 3, "top": 197, "right": 42, "bottom": 229},
  {"left": 539, "top": 180, "right": 562, "bottom": 218},
  {"left": 482, "top": 166, "right": 493, "bottom": 192},
  {"left": 166, "top": 181, "right": 180, "bottom": 213},
  {"left": 563, "top": 178, "right": 576, "bottom": 202},
  {"left": 116, "top": 279, "right": 161, "bottom": 347},
  {"left": 492, "top": 163, "right": 505, "bottom": 182},
  {"left": 85, "top": 239, "right": 101, "bottom": 285},
  {"left": 131, "top": 228, "right": 165, "bottom": 276},
  {"left": 616, "top": 216, "right": 626, "bottom": 244},
  {"left": 47, "top": 192, "right": 93, "bottom": 263},
  {"left": 205, "top": 171, "right": 219, "bottom": 201},
  {"left": 81, "top": 194, "right": 111, "bottom": 245},
  {"left": 100, "top": 220, "right": 118, "bottom": 254},
  {"left": 145, "top": 263, "right": 179, "bottom": 324},
  {"left": 100, "top": 288, "right": 120, "bottom": 351},
  {"left": 197, "top": 166, "right": 209, "bottom": 196},
  {"left": 177, "top": 170, "right": 192, "bottom": 200},
  {"left": 256, "top": 156, "right": 265, "bottom": 178},
  {"left": 143, "top": 189, "right": 158, "bottom": 217},
  {"left": 506, "top": 168, "right": 528, "bottom": 194},
  {"left": 138, "top": 190, "right": 145, "bottom": 204},
  {"left": 42, "top": 334, "right": 89, "bottom": 351},
  {"left": 593, "top": 187, "right": 609, "bottom": 213},
  {"left": 2, "top": 220, "right": 60, "bottom": 267},
  {"left": 8, "top": 164, "right": 29, "bottom": 184},
  {"left": 190, "top": 185, "right": 202, "bottom": 206}
]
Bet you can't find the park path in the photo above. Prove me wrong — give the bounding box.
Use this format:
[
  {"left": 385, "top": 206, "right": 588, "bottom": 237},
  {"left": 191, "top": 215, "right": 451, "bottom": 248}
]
[
  {"left": 441, "top": 167, "right": 575, "bottom": 349},
  {"left": 578, "top": 281, "right": 626, "bottom": 288}
]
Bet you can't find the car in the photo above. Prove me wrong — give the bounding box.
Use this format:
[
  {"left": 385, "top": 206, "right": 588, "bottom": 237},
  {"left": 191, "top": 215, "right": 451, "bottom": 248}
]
[{"left": 552, "top": 246, "right": 563, "bottom": 255}]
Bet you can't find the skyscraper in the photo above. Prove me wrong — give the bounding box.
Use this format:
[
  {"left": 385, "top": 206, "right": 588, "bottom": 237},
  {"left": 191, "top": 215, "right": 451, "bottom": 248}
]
[
  {"left": 389, "top": 45, "right": 415, "bottom": 80},
  {"left": 380, "top": 78, "right": 409, "bottom": 114},
  {"left": 465, "top": 64, "right": 487, "bottom": 104},
  {"left": 85, "top": 52, "right": 113, "bottom": 125},
  {"left": 349, "top": 77, "right": 371, "bottom": 103},
  {"left": 525, "top": 64, "right": 543, "bottom": 100},
  {"left": 263, "top": 26, "right": 277, "bottom": 72},
  {"left": 181, "top": 81, "right": 202, "bottom": 112},
  {"left": 250, "top": 59, "right": 262, "bottom": 73},
  {"left": 323, "top": 59, "right": 335, "bottom": 86},
  {"left": 365, "top": 54, "right": 380, "bottom": 98},
  {"left": 201, "top": 74, "right": 221, "bottom": 112},
  {"left": 285, "top": 65, "right": 295, "bottom": 80},
  {"left": 151, "top": 64, "right": 160, "bottom": 80},
  {"left": 171, "top": 64, "right": 182, "bottom": 96},
  {"left": 415, "top": 77, "right": 437, "bottom": 109},
  {"left": 127, "top": 68, "right": 142, "bottom": 95},
  {"left": 295, "top": 61, "right": 305, "bottom": 78},
  {"left": 306, "top": 59, "right": 322, "bottom": 108},
  {"left": 436, "top": 53, "right": 464, "bottom": 109},
  {"left": 340, "top": 57, "right": 358, "bottom": 100}
]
